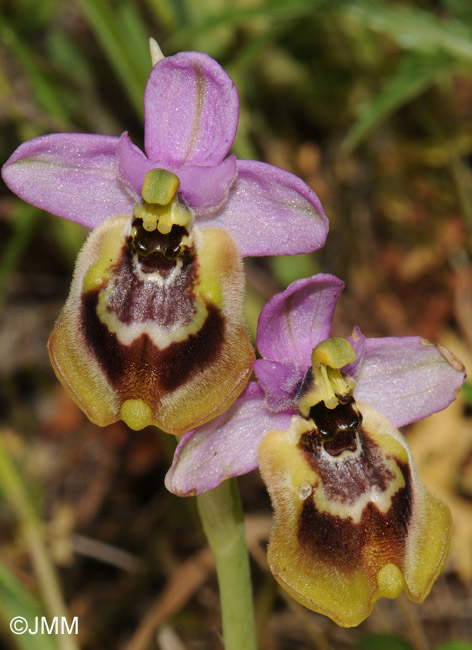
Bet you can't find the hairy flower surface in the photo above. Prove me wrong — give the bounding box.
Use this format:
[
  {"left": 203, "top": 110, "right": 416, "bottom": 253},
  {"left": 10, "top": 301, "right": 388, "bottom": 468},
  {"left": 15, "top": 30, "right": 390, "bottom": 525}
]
[
  {"left": 166, "top": 274, "right": 466, "bottom": 625},
  {"left": 2, "top": 50, "right": 328, "bottom": 434}
]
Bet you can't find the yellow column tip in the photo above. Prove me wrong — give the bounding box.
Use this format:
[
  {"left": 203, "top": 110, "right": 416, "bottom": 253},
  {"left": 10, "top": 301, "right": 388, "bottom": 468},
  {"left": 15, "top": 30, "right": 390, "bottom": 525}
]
[{"left": 142, "top": 169, "right": 180, "bottom": 206}]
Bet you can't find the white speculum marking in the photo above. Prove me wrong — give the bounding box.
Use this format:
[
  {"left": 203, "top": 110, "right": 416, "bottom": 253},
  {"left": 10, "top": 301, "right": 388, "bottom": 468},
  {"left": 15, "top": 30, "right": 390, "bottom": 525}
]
[
  {"left": 319, "top": 432, "right": 363, "bottom": 464},
  {"left": 95, "top": 281, "right": 208, "bottom": 348},
  {"left": 312, "top": 454, "right": 404, "bottom": 524},
  {"left": 132, "top": 255, "right": 184, "bottom": 284}
]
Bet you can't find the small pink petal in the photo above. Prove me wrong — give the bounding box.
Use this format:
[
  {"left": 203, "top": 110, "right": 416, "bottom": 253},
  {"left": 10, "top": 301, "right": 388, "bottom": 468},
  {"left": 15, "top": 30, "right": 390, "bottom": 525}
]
[
  {"left": 117, "top": 132, "right": 153, "bottom": 197},
  {"left": 343, "top": 326, "right": 366, "bottom": 375},
  {"left": 178, "top": 155, "right": 237, "bottom": 213},
  {"left": 253, "top": 359, "right": 302, "bottom": 412},
  {"left": 256, "top": 274, "right": 344, "bottom": 368}
]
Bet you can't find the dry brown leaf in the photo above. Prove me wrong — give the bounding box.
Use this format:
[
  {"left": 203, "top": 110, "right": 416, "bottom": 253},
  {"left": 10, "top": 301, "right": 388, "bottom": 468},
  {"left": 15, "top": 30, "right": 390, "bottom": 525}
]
[
  {"left": 123, "top": 546, "right": 215, "bottom": 650},
  {"left": 123, "top": 514, "right": 271, "bottom": 650}
]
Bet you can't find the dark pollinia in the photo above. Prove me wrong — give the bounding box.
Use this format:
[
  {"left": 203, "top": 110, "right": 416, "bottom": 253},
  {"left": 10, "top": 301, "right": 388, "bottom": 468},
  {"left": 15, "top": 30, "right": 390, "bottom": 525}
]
[
  {"left": 300, "top": 394, "right": 362, "bottom": 457},
  {"left": 127, "top": 218, "right": 193, "bottom": 274},
  {"left": 309, "top": 394, "right": 362, "bottom": 441}
]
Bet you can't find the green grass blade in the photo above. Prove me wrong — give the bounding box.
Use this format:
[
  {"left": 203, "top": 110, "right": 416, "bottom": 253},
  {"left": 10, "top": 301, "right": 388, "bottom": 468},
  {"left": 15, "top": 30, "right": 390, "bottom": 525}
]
[
  {"left": 462, "top": 382, "right": 472, "bottom": 406},
  {"left": 341, "top": 0, "right": 472, "bottom": 63},
  {"left": 143, "top": 0, "right": 179, "bottom": 33},
  {"left": 0, "top": 23, "right": 70, "bottom": 127},
  {"left": 270, "top": 254, "right": 320, "bottom": 288},
  {"left": 0, "top": 562, "right": 58, "bottom": 650},
  {"left": 0, "top": 203, "right": 39, "bottom": 314},
  {"left": 354, "top": 633, "right": 413, "bottom": 650},
  {"left": 344, "top": 51, "right": 454, "bottom": 151},
  {"left": 172, "top": 0, "right": 472, "bottom": 67},
  {"left": 116, "top": 0, "right": 152, "bottom": 80},
  {"left": 46, "top": 31, "right": 93, "bottom": 87},
  {"left": 169, "top": 0, "right": 323, "bottom": 45},
  {"left": 49, "top": 217, "right": 87, "bottom": 265},
  {"left": 0, "top": 433, "right": 78, "bottom": 650},
  {"left": 74, "top": 0, "right": 146, "bottom": 120}
]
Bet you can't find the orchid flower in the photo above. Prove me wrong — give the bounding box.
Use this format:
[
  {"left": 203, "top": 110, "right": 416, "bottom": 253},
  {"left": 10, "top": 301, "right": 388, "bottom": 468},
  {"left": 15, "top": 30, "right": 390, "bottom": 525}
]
[
  {"left": 166, "top": 273, "right": 466, "bottom": 627},
  {"left": 1, "top": 48, "right": 328, "bottom": 435}
]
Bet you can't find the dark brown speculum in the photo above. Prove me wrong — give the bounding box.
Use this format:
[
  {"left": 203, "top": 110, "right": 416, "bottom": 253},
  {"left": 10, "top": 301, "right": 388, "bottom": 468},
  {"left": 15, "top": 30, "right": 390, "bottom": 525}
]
[
  {"left": 300, "top": 394, "right": 362, "bottom": 456},
  {"left": 309, "top": 394, "right": 362, "bottom": 440}
]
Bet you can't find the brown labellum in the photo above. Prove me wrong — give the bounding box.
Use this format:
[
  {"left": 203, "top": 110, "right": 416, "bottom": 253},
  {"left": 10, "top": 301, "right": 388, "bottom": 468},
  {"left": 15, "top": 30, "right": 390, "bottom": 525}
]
[
  {"left": 258, "top": 401, "right": 452, "bottom": 627},
  {"left": 48, "top": 213, "right": 254, "bottom": 434}
]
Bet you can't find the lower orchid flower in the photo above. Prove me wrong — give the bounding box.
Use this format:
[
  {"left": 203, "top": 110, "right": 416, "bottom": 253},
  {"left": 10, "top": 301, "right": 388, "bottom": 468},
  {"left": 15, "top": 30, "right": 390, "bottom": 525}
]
[
  {"left": 1, "top": 44, "right": 328, "bottom": 435},
  {"left": 166, "top": 273, "right": 466, "bottom": 627}
]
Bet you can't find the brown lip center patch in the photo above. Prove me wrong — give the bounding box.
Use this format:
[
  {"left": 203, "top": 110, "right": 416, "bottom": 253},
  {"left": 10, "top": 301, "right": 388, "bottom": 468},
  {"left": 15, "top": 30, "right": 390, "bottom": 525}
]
[
  {"left": 81, "top": 290, "right": 225, "bottom": 399},
  {"left": 297, "top": 398, "right": 413, "bottom": 572},
  {"left": 300, "top": 426, "right": 397, "bottom": 504},
  {"left": 297, "top": 469, "right": 412, "bottom": 572},
  {"left": 79, "top": 224, "right": 226, "bottom": 402}
]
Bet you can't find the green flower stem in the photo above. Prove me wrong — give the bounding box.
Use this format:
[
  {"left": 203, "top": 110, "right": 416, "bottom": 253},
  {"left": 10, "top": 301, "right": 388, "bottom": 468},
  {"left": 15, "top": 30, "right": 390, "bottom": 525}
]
[
  {"left": 0, "top": 432, "right": 79, "bottom": 650},
  {"left": 197, "top": 478, "right": 257, "bottom": 650}
]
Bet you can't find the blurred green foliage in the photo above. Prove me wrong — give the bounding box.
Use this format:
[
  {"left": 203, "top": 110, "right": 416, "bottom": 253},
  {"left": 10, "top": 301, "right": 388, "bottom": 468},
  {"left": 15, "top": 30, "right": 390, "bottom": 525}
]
[
  {"left": 463, "top": 382, "right": 472, "bottom": 405},
  {"left": 2, "top": 0, "right": 472, "bottom": 292},
  {"left": 354, "top": 632, "right": 413, "bottom": 650},
  {"left": 1, "top": 0, "right": 471, "bottom": 648},
  {"left": 354, "top": 635, "right": 472, "bottom": 650},
  {"left": 0, "top": 559, "right": 58, "bottom": 650}
]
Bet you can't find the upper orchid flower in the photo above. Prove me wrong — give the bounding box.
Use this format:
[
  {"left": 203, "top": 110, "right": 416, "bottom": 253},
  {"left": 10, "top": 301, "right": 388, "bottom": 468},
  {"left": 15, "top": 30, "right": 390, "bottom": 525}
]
[
  {"left": 1, "top": 48, "right": 328, "bottom": 257},
  {"left": 166, "top": 273, "right": 466, "bottom": 626},
  {"left": 1, "top": 48, "right": 328, "bottom": 435}
]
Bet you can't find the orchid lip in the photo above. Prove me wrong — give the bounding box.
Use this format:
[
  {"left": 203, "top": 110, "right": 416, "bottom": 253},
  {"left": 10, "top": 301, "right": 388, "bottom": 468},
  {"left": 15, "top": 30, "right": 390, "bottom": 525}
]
[{"left": 259, "top": 401, "right": 452, "bottom": 627}]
